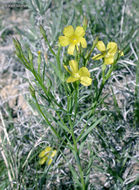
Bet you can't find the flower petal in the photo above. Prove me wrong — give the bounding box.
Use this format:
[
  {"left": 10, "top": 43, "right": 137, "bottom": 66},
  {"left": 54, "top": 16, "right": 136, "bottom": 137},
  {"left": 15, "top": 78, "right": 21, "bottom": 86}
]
[
  {"left": 69, "top": 60, "right": 78, "bottom": 73},
  {"left": 92, "top": 53, "right": 104, "bottom": 60},
  {"left": 39, "top": 146, "right": 51, "bottom": 158},
  {"left": 75, "top": 26, "right": 85, "bottom": 37},
  {"left": 59, "top": 36, "right": 69, "bottom": 46},
  {"left": 44, "top": 147, "right": 51, "bottom": 152},
  {"left": 79, "top": 37, "right": 87, "bottom": 48},
  {"left": 68, "top": 44, "right": 75, "bottom": 55},
  {"left": 39, "top": 156, "right": 47, "bottom": 165},
  {"left": 64, "top": 65, "right": 71, "bottom": 73},
  {"left": 107, "top": 42, "right": 117, "bottom": 54},
  {"left": 51, "top": 150, "right": 57, "bottom": 158},
  {"left": 67, "top": 76, "right": 79, "bottom": 83},
  {"left": 63, "top": 25, "right": 74, "bottom": 37},
  {"left": 119, "top": 50, "right": 124, "bottom": 56},
  {"left": 96, "top": 41, "right": 106, "bottom": 52},
  {"left": 79, "top": 67, "right": 90, "bottom": 77},
  {"left": 47, "top": 158, "right": 53, "bottom": 166},
  {"left": 80, "top": 77, "right": 92, "bottom": 86},
  {"left": 39, "top": 150, "right": 46, "bottom": 158},
  {"left": 104, "top": 56, "right": 114, "bottom": 65}
]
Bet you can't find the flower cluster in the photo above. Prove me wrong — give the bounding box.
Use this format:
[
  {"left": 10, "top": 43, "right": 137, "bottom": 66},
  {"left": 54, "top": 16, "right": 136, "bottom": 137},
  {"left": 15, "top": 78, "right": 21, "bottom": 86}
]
[
  {"left": 92, "top": 41, "right": 124, "bottom": 65},
  {"left": 64, "top": 60, "right": 92, "bottom": 86},
  {"left": 59, "top": 25, "right": 124, "bottom": 87},
  {"left": 39, "top": 146, "right": 57, "bottom": 165}
]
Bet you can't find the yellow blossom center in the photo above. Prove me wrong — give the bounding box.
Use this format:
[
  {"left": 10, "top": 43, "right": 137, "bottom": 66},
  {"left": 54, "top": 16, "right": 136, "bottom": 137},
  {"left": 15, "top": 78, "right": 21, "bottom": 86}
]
[
  {"left": 105, "top": 52, "right": 110, "bottom": 57},
  {"left": 73, "top": 72, "right": 80, "bottom": 79},
  {"left": 70, "top": 35, "right": 79, "bottom": 45}
]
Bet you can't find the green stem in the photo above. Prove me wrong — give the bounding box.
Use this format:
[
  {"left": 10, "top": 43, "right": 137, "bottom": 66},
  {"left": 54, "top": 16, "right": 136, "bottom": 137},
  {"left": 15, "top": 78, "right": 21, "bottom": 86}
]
[
  {"left": 74, "top": 82, "right": 79, "bottom": 123},
  {"left": 34, "top": 96, "right": 60, "bottom": 139},
  {"left": 32, "top": 69, "right": 49, "bottom": 97},
  {"left": 63, "top": 81, "right": 85, "bottom": 188},
  {"left": 32, "top": 69, "right": 66, "bottom": 111},
  {"left": 84, "top": 36, "right": 99, "bottom": 66},
  {"left": 91, "top": 63, "right": 116, "bottom": 116},
  {"left": 56, "top": 46, "right": 62, "bottom": 73},
  {"left": 40, "top": 25, "right": 56, "bottom": 57},
  {"left": 67, "top": 85, "right": 85, "bottom": 189},
  {"left": 105, "top": 64, "right": 115, "bottom": 81},
  {"left": 70, "top": 121, "right": 86, "bottom": 190}
]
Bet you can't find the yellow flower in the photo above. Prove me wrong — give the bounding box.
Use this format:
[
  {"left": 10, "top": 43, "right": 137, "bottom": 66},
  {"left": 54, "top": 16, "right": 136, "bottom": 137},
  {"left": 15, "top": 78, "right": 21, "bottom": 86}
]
[
  {"left": 92, "top": 41, "right": 124, "bottom": 65},
  {"left": 39, "top": 146, "right": 57, "bottom": 165},
  {"left": 59, "top": 25, "right": 87, "bottom": 55},
  {"left": 64, "top": 60, "right": 92, "bottom": 86}
]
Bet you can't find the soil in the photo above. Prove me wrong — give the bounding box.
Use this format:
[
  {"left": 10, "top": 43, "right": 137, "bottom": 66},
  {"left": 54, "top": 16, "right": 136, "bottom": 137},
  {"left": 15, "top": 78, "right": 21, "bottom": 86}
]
[{"left": 0, "top": 6, "right": 30, "bottom": 116}]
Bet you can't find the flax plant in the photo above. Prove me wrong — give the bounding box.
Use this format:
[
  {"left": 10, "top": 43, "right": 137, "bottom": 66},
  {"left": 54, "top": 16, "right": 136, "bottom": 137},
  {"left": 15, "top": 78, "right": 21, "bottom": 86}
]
[{"left": 13, "top": 22, "right": 124, "bottom": 189}]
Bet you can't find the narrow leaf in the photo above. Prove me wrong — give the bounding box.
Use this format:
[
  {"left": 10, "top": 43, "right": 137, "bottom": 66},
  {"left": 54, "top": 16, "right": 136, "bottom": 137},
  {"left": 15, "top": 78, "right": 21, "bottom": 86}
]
[{"left": 79, "top": 115, "right": 106, "bottom": 141}]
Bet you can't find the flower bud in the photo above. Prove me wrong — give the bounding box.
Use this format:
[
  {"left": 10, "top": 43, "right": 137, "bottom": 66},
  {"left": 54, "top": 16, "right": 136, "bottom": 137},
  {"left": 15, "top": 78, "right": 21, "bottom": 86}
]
[
  {"left": 40, "top": 25, "right": 47, "bottom": 40},
  {"left": 13, "top": 38, "right": 21, "bottom": 50},
  {"left": 28, "top": 48, "right": 33, "bottom": 63},
  {"left": 83, "top": 16, "right": 88, "bottom": 31}
]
